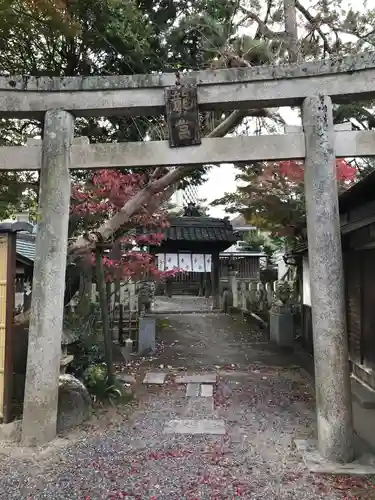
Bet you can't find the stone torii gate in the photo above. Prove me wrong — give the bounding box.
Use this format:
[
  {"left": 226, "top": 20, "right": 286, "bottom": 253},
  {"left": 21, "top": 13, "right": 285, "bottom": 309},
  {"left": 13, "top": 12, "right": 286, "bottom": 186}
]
[{"left": 2, "top": 55, "right": 375, "bottom": 462}]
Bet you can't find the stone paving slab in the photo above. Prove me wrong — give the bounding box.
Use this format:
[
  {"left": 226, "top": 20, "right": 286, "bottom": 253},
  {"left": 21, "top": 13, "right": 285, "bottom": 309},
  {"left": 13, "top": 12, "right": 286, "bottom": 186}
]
[
  {"left": 175, "top": 373, "right": 217, "bottom": 384},
  {"left": 186, "top": 383, "right": 200, "bottom": 397},
  {"left": 201, "top": 384, "right": 214, "bottom": 397},
  {"left": 183, "top": 397, "right": 215, "bottom": 417},
  {"left": 117, "top": 374, "right": 136, "bottom": 384},
  {"left": 142, "top": 372, "right": 166, "bottom": 385},
  {"left": 163, "top": 419, "right": 226, "bottom": 435}
]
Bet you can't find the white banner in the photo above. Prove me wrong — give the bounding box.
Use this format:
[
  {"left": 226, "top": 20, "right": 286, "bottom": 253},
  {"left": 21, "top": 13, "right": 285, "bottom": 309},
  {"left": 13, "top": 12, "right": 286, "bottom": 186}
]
[
  {"left": 156, "top": 253, "right": 213, "bottom": 272},
  {"left": 156, "top": 253, "right": 165, "bottom": 271},
  {"left": 204, "top": 254, "right": 212, "bottom": 272},
  {"left": 165, "top": 253, "right": 179, "bottom": 270},
  {"left": 178, "top": 254, "right": 193, "bottom": 272},
  {"left": 192, "top": 254, "right": 205, "bottom": 272}
]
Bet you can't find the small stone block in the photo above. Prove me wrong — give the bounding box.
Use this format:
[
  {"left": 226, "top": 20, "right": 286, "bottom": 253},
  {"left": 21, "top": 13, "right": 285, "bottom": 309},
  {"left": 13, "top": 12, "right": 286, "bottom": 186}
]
[
  {"left": 163, "top": 419, "right": 226, "bottom": 435},
  {"left": 117, "top": 374, "right": 136, "bottom": 384},
  {"left": 351, "top": 378, "right": 375, "bottom": 409},
  {"left": 201, "top": 384, "right": 214, "bottom": 397},
  {"left": 175, "top": 373, "right": 217, "bottom": 384},
  {"left": 0, "top": 420, "right": 21, "bottom": 442},
  {"left": 138, "top": 316, "right": 156, "bottom": 355},
  {"left": 186, "top": 383, "right": 200, "bottom": 397},
  {"left": 143, "top": 372, "right": 166, "bottom": 385}
]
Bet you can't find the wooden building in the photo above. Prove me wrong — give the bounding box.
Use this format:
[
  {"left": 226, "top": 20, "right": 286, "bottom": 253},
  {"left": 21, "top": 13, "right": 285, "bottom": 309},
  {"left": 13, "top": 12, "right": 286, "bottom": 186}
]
[
  {"left": 293, "top": 170, "right": 375, "bottom": 391},
  {"left": 148, "top": 215, "right": 237, "bottom": 300},
  {"left": 219, "top": 250, "right": 264, "bottom": 283},
  {"left": 15, "top": 232, "right": 35, "bottom": 311}
]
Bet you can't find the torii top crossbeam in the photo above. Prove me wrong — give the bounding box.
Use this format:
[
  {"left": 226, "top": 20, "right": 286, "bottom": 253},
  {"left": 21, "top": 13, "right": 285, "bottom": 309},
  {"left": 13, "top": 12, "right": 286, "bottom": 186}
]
[
  {"left": 0, "top": 53, "right": 375, "bottom": 118},
  {"left": 2, "top": 53, "right": 375, "bottom": 171}
]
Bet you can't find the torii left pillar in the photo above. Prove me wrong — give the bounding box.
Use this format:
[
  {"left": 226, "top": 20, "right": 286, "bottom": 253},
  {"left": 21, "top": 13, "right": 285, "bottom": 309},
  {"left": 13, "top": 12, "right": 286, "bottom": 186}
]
[{"left": 22, "top": 110, "right": 73, "bottom": 446}]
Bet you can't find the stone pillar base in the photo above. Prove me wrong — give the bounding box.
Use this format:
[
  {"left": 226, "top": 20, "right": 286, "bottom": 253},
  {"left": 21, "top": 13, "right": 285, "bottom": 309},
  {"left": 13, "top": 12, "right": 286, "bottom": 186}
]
[
  {"left": 138, "top": 316, "right": 156, "bottom": 355},
  {"left": 269, "top": 308, "right": 294, "bottom": 347}
]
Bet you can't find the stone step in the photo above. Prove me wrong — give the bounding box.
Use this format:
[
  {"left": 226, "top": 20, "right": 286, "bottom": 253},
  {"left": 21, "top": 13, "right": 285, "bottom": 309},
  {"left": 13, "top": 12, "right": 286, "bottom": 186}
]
[
  {"left": 175, "top": 373, "right": 217, "bottom": 384},
  {"left": 142, "top": 372, "right": 166, "bottom": 385},
  {"left": 185, "top": 383, "right": 214, "bottom": 397},
  {"left": 186, "top": 383, "right": 200, "bottom": 397},
  {"left": 182, "top": 397, "right": 215, "bottom": 418},
  {"left": 163, "top": 419, "right": 226, "bottom": 435},
  {"left": 201, "top": 384, "right": 214, "bottom": 397}
]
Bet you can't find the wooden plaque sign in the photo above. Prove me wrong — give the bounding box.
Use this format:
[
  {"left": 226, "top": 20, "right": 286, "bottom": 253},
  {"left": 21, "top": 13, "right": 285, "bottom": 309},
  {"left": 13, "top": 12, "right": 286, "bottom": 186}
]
[{"left": 165, "top": 84, "right": 201, "bottom": 148}]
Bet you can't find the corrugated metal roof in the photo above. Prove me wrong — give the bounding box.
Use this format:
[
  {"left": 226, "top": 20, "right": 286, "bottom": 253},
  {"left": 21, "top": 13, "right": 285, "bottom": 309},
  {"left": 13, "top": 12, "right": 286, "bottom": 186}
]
[{"left": 16, "top": 234, "right": 36, "bottom": 261}]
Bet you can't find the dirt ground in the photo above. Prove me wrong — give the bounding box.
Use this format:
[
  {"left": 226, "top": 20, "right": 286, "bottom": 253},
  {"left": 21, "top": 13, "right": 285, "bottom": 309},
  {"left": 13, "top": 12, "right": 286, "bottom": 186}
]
[{"left": 0, "top": 299, "right": 374, "bottom": 499}]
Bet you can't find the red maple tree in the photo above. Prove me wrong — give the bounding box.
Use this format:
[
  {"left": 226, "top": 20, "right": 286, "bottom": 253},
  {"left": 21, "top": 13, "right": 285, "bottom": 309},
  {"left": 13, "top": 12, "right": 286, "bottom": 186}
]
[{"left": 70, "top": 169, "right": 180, "bottom": 282}]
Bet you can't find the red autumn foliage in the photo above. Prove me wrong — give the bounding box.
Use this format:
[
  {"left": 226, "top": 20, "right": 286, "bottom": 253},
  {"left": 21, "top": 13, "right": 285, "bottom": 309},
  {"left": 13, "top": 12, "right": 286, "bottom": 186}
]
[
  {"left": 278, "top": 158, "right": 356, "bottom": 183},
  {"left": 231, "top": 158, "right": 357, "bottom": 238},
  {"left": 70, "top": 169, "right": 180, "bottom": 282}
]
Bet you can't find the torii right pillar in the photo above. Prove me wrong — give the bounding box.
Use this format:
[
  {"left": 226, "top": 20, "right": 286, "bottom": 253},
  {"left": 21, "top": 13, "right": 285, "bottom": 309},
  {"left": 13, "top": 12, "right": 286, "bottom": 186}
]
[{"left": 302, "top": 95, "right": 354, "bottom": 463}]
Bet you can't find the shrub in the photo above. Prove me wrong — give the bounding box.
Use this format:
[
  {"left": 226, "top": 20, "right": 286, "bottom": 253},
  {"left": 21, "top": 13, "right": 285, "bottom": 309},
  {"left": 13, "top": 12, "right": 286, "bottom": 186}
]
[{"left": 83, "top": 363, "right": 132, "bottom": 405}]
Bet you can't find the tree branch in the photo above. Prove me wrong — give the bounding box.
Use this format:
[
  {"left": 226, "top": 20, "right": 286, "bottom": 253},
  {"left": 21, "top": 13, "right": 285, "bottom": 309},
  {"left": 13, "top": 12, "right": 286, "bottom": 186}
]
[
  {"left": 238, "top": 6, "right": 287, "bottom": 40},
  {"left": 284, "top": 0, "right": 298, "bottom": 62},
  {"left": 255, "top": 0, "right": 273, "bottom": 39},
  {"left": 295, "top": 0, "right": 332, "bottom": 55}
]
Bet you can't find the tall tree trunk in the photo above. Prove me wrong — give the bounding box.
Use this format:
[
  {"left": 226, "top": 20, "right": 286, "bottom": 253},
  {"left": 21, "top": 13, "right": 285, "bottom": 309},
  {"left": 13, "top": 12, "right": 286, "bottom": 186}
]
[{"left": 284, "top": 0, "right": 298, "bottom": 63}]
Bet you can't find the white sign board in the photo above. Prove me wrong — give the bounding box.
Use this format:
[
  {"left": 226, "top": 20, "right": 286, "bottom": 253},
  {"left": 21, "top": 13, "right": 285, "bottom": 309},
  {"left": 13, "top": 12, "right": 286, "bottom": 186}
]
[{"left": 302, "top": 255, "right": 311, "bottom": 306}]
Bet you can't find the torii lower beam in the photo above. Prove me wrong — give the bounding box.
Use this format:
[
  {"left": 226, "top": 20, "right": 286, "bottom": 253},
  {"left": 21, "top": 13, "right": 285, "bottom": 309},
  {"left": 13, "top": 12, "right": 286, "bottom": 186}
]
[{"left": 1, "top": 130, "right": 375, "bottom": 171}]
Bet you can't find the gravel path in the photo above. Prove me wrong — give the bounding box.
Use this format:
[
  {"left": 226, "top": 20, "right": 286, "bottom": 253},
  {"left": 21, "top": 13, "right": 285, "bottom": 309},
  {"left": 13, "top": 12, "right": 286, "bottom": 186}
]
[
  {"left": 153, "top": 295, "right": 212, "bottom": 314},
  {"left": 0, "top": 304, "right": 373, "bottom": 499}
]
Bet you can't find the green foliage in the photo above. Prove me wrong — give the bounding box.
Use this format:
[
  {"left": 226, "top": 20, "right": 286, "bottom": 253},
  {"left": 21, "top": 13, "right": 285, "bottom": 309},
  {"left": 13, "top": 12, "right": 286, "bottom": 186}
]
[
  {"left": 231, "top": 36, "right": 273, "bottom": 65},
  {"left": 242, "top": 231, "right": 283, "bottom": 257},
  {"left": 0, "top": 0, "right": 237, "bottom": 218},
  {"left": 68, "top": 341, "right": 104, "bottom": 380},
  {"left": 64, "top": 308, "right": 104, "bottom": 379},
  {"left": 83, "top": 363, "right": 131, "bottom": 404},
  {"left": 2, "top": 0, "right": 375, "bottom": 225}
]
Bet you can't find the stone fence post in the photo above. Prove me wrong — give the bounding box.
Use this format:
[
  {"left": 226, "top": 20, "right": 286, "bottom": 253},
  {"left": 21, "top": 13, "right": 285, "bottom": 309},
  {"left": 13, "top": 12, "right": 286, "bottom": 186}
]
[{"left": 228, "top": 271, "right": 238, "bottom": 308}]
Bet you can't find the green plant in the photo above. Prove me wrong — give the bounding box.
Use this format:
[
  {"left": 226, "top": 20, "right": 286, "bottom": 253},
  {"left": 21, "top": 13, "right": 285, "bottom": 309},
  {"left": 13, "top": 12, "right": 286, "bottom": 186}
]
[
  {"left": 83, "top": 363, "right": 132, "bottom": 405},
  {"left": 68, "top": 342, "right": 104, "bottom": 379},
  {"left": 64, "top": 308, "right": 104, "bottom": 379}
]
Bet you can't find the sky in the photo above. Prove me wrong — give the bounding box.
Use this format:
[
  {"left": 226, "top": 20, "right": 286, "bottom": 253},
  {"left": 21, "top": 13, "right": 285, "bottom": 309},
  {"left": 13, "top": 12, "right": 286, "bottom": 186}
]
[{"left": 199, "top": 0, "right": 364, "bottom": 218}]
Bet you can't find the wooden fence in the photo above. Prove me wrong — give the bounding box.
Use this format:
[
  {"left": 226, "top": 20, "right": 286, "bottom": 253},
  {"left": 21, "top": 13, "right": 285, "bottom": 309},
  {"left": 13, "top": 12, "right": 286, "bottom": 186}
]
[
  {"left": 71, "top": 281, "right": 141, "bottom": 344},
  {"left": 14, "top": 276, "right": 32, "bottom": 314},
  {"left": 13, "top": 274, "right": 143, "bottom": 345}
]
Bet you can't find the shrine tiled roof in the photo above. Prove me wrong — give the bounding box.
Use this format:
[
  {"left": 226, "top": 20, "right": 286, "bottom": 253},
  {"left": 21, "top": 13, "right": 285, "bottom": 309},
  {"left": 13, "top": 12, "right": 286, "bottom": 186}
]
[{"left": 163, "top": 217, "right": 237, "bottom": 243}]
